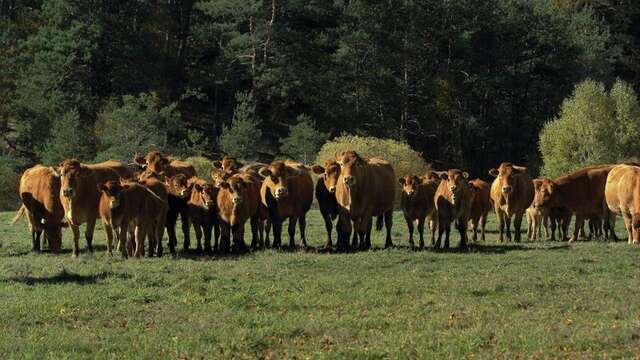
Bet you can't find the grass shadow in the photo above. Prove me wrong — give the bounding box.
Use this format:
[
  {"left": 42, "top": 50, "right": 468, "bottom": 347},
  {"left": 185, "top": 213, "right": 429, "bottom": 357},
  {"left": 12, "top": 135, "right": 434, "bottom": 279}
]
[
  {"left": 467, "top": 243, "right": 570, "bottom": 254},
  {"left": 4, "top": 269, "right": 131, "bottom": 286}
]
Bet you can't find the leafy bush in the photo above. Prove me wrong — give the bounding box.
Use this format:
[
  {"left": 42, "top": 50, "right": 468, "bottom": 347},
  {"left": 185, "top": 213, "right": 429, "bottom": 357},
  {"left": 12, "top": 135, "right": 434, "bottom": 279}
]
[
  {"left": 41, "top": 109, "right": 95, "bottom": 165},
  {"left": 94, "top": 92, "right": 180, "bottom": 162},
  {"left": 315, "top": 135, "right": 430, "bottom": 179},
  {"left": 219, "top": 92, "right": 263, "bottom": 160},
  {"left": 0, "top": 156, "right": 20, "bottom": 211},
  {"left": 539, "top": 79, "right": 640, "bottom": 178},
  {"left": 184, "top": 156, "right": 214, "bottom": 180},
  {"left": 280, "top": 114, "right": 329, "bottom": 163}
]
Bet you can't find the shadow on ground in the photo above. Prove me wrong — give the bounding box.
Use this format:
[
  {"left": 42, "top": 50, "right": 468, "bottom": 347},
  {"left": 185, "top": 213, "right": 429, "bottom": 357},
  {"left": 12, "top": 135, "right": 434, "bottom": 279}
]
[{"left": 3, "top": 269, "right": 131, "bottom": 286}]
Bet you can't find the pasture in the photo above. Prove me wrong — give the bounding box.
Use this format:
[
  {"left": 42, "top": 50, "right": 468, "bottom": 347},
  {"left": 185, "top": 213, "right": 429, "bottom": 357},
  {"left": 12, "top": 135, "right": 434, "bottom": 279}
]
[{"left": 1, "top": 209, "right": 639, "bottom": 359}]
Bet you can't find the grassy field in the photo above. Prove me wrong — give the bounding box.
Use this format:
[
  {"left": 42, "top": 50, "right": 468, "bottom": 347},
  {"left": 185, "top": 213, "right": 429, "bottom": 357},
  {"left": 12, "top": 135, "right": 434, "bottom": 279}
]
[{"left": 1, "top": 209, "right": 639, "bottom": 359}]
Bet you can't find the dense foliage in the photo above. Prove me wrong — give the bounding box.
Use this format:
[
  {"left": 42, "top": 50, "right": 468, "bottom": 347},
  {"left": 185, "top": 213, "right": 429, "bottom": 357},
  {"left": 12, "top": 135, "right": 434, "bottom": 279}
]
[
  {"left": 1, "top": 0, "right": 640, "bottom": 177},
  {"left": 539, "top": 79, "right": 640, "bottom": 177}
]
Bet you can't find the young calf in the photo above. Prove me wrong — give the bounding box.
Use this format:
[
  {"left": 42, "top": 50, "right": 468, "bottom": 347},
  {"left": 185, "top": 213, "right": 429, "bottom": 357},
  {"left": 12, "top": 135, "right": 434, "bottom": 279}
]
[
  {"left": 434, "top": 169, "right": 474, "bottom": 249},
  {"left": 312, "top": 160, "right": 346, "bottom": 249},
  {"left": 468, "top": 179, "right": 492, "bottom": 242},
  {"left": 217, "top": 173, "right": 264, "bottom": 252},
  {"left": 526, "top": 205, "right": 548, "bottom": 241},
  {"left": 399, "top": 173, "right": 439, "bottom": 250},
  {"left": 99, "top": 180, "right": 168, "bottom": 258},
  {"left": 188, "top": 178, "right": 220, "bottom": 253}
]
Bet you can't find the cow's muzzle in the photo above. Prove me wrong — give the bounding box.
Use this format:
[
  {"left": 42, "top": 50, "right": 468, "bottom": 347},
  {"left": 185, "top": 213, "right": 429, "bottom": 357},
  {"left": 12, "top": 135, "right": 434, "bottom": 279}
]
[
  {"left": 343, "top": 176, "right": 355, "bottom": 187},
  {"left": 275, "top": 187, "right": 288, "bottom": 199},
  {"left": 328, "top": 186, "right": 336, "bottom": 193},
  {"left": 62, "top": 188, "right": 74, "bottom": 198},
  {"left": 232, "top": 197, "right": 242, "bottom": 206},
  {"left": 502, "top": 186, "right": 513, "bottom": 194}
]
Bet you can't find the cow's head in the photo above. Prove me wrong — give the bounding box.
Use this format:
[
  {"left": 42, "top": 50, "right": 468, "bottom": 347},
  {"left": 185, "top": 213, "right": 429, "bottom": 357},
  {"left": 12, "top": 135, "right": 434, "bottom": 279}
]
[
  {"left": 213, "top": 155, "right": 244, "bottom": 173},
  {"left": 532, "top": 178, "right": 558, "bottom": 209},
  {"left": 398, "top": 175, "right": 421, "bottom": 197},
  {"left": 55, "top": 159, "right": 92, "bottom": 199},
  {"left": 312, "top": 159, "right": 341, "bottom": 193},
  {"left": 259, "top": 161, "right": 300, "bottom": 200},
  {"left": 98, "top": 180, "right": 128, "bottom": 209},
  {"left": 211, "top": 168, "right": 232, "bottom": 188},
  {"left": 439, "top": 169, "right": 469, "bottom": 205},
  {"left": 192, "top": 181, "right": 216, "bottom": 210},
  {"left": 489, "top": 162, "right": 527, "bottom": 196},
  {"left": 133, "top": 153, "right": 147, "bottom": 170},
  {"left": 219, "top": 175, "right": 249, "bottom": 208},
  {"left": 335, "top": 151, "right": 366, "bottom": 188},
  {"left": 166, "top": 174, "right": 192, "bottom": 199}
]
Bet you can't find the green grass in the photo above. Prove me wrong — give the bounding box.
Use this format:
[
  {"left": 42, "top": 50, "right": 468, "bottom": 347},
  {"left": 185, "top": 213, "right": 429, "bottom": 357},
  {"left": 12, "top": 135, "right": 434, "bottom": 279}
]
[{"left": 1, "top": 210, "right": 639, "bottom": 359}]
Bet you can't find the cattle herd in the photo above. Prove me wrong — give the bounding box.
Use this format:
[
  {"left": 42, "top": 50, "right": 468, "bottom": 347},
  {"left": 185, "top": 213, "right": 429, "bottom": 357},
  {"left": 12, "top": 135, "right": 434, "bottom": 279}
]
[{"left": 10, "top": 150, "right": 640, "bottom": 258}]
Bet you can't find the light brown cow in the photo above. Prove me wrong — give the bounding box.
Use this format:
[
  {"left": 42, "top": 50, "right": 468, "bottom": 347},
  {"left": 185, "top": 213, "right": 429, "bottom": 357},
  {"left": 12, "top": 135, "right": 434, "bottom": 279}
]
[
  {"left": 468, "top": 178, "right": 492, "bottom": 242},
  {"left": 489, "top": 163, "right": 534, "bottom": 242},
  {"left": 136, "top": 177, "right": 169, "bottom": 256},
  {"left": 56, "top": 160, "right": 121, "bottom": 256},
  {"left": 99, "top": 180, "right": 168, "bottom": 257},
  {"left": 259, "top": 160, "right": 313, "bottom": 248},
  {"left": 334, "top": 151, "right": 396, "bottom": 250},
  {"left": 134, "top": 151, "right": 196, "bottom": 179},
  {"left": 605, "top": 164, "right": 640, "bottom": 244},
  {"left": 12, "top": 165, "right": 65, "bottom": 252},
  {"left": 399, "top": 172, "right": 439, "bottom": 250},
  {"left": 217, "top": 172, "right": 264, "bottom": 252},
  {"left": 434, "top": 169, "right": 474, "bottom": 249},
  {"left": 525, "top": 205, "right": 548, "bottom": 241},
  {"left": 533, "top": 164, "right": 616, "bottom": 242},
  {"left": 188, "top": 178, "right": 220, "bottom": 253},
  {"left": 312, "top": 160, "right": 349, "bottom": 249}
]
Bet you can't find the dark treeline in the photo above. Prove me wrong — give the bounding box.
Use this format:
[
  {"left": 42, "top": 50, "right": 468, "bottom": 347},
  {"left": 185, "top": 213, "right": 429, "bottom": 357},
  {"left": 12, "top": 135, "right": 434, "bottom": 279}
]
[{"left": 1, "top": 0, "right": 639, "bottom": 177}]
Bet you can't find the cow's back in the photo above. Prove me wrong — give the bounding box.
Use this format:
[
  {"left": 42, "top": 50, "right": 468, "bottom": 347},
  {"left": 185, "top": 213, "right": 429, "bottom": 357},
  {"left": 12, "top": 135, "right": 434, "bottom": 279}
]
[
  {"left": 90, "top": 160, "right": 134, "bottom": 179},
  {"left": 469, "top": 179, "right": 491, "bottom": 220},
  {"left": 19, "top": 165, "right": 64, "bottom": 226},
  {"left": 607, "top": 165, "right": 640, "bottom": 216},
  {"left": 170, "top": 160, "right": 197, "bottom": 178},
  {"left": 558, "top": 164, "right": 614, "bottom": 215},
  {"left": 289, "top": 169, "right": 314, "bottom": 215}
]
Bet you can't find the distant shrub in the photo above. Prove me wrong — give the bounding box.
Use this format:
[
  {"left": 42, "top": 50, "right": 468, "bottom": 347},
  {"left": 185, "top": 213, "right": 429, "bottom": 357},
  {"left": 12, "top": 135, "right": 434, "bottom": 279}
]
[
  {"left": 184, "top": 156, "right": 214, "bottom": 180},
  {"left": 279, "top": 114, "right": 329, "bottom": 163},
  {"left": 0, "top": 157, "right": 20, "bottom": 211},
  {"left": 315, "top": 135, "right": 430, "bottom": 179},
  {"left": 220, "top": 92, "right": 263, "bottom": 160},
  {"left": 41, "top": 110, "right": 95, "bottom": 165}
]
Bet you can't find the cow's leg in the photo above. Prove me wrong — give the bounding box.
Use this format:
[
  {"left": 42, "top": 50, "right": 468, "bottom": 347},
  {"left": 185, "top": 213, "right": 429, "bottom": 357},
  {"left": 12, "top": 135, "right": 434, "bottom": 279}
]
[
  {"left": 31, "top": 230, "right": 41, "bottom": 252},
  {"left": 384, "top": 211, "right": 393, "bottom": 248},
  {"left": 181, "top": 209, "right": 191, "bottom": 251},
  {"left": 417, "top": 217, "right": 426, "bottom": 250},
  {"left": 350, "top": 218, "right": 359, "bottom": 250},
  {"left": 166, "top": 211, "right": 178, "bottom": 255},
  {"left": 363, "top": 218, "right": 373, "bottom": 250},
  {"left": 497, "top": 210, "right": 505, "bottom": 243},
  {"left": 430, "top": 214, "right": 438, "bottom": 246},
  {"left": 104, "top": 224, "right": 114, "bottom": 256},
  {"left": 444, "top": 220, "right": 451, "bottom": 249},
  {"left": 608, "top": 212, "right": 618, "bottom": 241},
  {"left": 513, "top": 213, "right": 524, "bottom": 242},
  {"left": 70, "top": 224, "right": 80, "bottom": 257},
  {"left": 220, "top": 222, "right": 230, "bottom": 253},
  {"left": 85, "top": 218, "right": 96, "bottom": 252},
  {"left": 288, "top": 217, "right": 297, "bottom": 249},
  {"left": 203, "top": 223, "right": 213, "bottom": 254},
  {"left": 480, "top": 213, "right": 487, "bottom": 242},
  {"left": 405, "top": 216, "right": 415, "bottom": 249},
  {"left": 193, "top": 223, "right": 203, "bottom": 253},
  {"left": 471, "top": 218, "right": 478, "bottom": 242},
  {"left": 321, "top": 210, "right": 333, "bottom": 249},
  {"left": 250, "top": 216, "right": 260, "bottom": 250},
  {"left": 622, "top": 213, "right": 632, "bottom": 244},
  {"left": 458, "top": 218, "right": 468, "bottom": 249},
  {"left": 118, "top": 225, "right": 128, "bottom": 258},
  {"left": 272, "top": 217, "right": 282, "bottom": 249},
  {"left": 299, "top": 215, "right": 308, "bottom": 248},
  {"left": 570, "top": 215, "right": 585, "bottom": 243},
  {"left": 543, "top": 215, "right": 549, "bottom": 240},
  {"left": 505, "top": 214, "right": 513, "bottom": 242},
  {"left": 233, "top": 223, "right": 247, "bottom": 253},
  {"left": 257, "top": 218, "right": 265, "bottom": 250}
]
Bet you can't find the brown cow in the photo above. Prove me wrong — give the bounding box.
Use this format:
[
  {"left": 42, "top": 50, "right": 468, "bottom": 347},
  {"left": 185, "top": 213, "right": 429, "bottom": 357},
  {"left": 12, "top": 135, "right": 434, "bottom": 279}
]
[
  {"left": 525, "top": 205, "right": 548, "bottom": 241},
  {"left": 434, "top": 169, "right": 474, "bottom": 249},
  {"left": 213, "top": 155, "right": 244, "bottom": 173},
  {"left": 334, "top": 151, "right": 396, "bottom": 250},
  {"left": 312, "top": 160, "right": 349, "bottom": 249},
  {"left": 55, "top": 160, "right": 121, "bottom": 256},
  {"left": 12, "top": 165, "right": 65, "bottom": 252},
  {"left": 188, "top": 178, "right": 220, "bottom": 253},
  {"left": 217, "top": 173, "right": 264, "bottom": 252},
  {"left": 259, "top": 161, "right": 313, "bottom": 248},
  {"left": 136, "top": 177, "right": 169, "bottom": 256},
  {"left": 99, "top": 180, "right": 168, "bottom": 257},
  {"left": 605, "top": 164, "right": 640, "bottom": 244},
  {"left": 399, "top": 172, "right": 439, "bottom": 250},
  {"left": 533, "top": 164, "right": 616, "bottom": 242},
  {"left": 134, "top": 151, "right": 196, "bottom": 178},
  {"left": 489, "top": 163, "right": 534, "bottom": 242},
  {"left": 468, "top": 178, "right": 492, "bottom": 242}
]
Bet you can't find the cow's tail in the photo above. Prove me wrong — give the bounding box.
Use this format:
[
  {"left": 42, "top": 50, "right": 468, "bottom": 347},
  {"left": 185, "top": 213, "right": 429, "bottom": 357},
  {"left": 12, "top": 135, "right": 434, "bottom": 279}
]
[
  {"left": 11, "top": 205, "right": 26, "bottom": 225},
  {"left": 375, "top": 214, "right": 384, "bottom": 231}
]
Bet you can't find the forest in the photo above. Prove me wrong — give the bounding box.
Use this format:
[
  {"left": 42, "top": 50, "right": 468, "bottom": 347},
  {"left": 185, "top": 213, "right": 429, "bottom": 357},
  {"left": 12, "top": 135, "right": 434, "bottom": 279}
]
[{"left": 1, "top": 0, "right": 640, "bottom": 177}]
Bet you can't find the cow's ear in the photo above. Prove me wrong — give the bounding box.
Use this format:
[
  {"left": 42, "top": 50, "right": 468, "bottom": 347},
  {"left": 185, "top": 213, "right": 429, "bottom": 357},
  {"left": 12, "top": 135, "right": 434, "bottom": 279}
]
[
  {"left": 398, "top": 177, "right": 405, "bottom": 186},
  {"left": 462, "top": 172, "right": 469, "bottom": 179},
  {"left": 311, "top": 165, "right": 325, "bottom": 175},
  {"left": 213, "top": 160, "right": 222, "bottom": 169},
  {"left": 50, "top": 167, "right": 61, "bottom": 177},
  {"left": 258, "top": 167, "right": 272, "bottom": 178},
  {"left": 133, "top": 153, "right": 145, "bottom": 165},
  {"left": 439, "top": 172, "right": 449, "bottom": 181},
  {"left": 219, "top": 182, "right": 230, "bottom": 189},
  {"left": 425, "top": 171, "right": 438, "bottom": 181},
  {"left": 512, "top": 165, "right": 528, "bottom": 173},
  {"left": 488, "top": 168, "right": 499, "bottom": 177}
]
